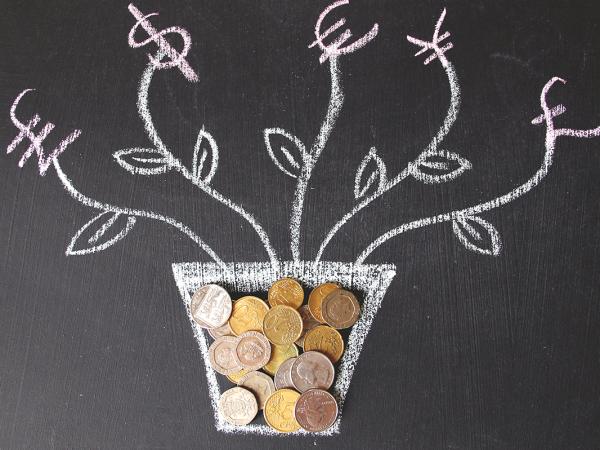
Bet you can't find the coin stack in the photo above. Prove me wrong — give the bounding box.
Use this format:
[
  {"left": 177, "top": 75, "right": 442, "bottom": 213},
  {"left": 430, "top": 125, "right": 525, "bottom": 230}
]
[{"left": 190, "top": 278, "right": 361, "bottom": 433}]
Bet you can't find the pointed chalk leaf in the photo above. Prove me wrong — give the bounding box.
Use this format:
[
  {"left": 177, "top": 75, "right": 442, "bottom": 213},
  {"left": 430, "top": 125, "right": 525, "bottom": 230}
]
[
  {"left": 410, "top": 149, "right": 472, "bottom": 183},
  {"left": 113, "top": 148, "right": 172, "bottom": 175},
  {"left": 452, "top": 215, "right": 501, "bottom": 256},
  {"left": 354, "top": 147, "right": 388, "bottom": 199},
  {"left": 264, "top": 128, "right": 307, "bottom": 178},
  {"left": 192, "top": 127, "right": 219, "bottom": 184},
  {"left": 66, "top": 211, "right": 136, "bottom": 256}
]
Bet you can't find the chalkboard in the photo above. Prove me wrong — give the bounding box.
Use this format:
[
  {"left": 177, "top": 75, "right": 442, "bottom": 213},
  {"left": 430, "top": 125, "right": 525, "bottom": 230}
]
[{"left": 1, "top": 0, "right": 600, "bottom": 448}]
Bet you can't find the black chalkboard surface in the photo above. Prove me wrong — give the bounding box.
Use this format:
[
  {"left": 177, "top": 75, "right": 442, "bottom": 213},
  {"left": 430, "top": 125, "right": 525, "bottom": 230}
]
[{"left": 1, "top": 1, "right": 600, "bottom": 448}]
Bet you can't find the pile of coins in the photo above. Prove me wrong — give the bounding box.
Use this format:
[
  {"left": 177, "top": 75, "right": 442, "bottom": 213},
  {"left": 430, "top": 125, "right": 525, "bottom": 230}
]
[{"left": 190, "top": 278, "right": 360, "bottom": 433}]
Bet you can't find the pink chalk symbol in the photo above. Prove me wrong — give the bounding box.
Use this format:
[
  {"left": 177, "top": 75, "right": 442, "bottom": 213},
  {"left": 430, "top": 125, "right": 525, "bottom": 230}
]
[
  {"left": 309, "top": 0, "right": 379, "bottom": 63},
  {"left": 7, "top": 89, "right": 81, "bottom": 176},
  {"left": 128, "top": 3, "right": 199, "bottom": 83},
  {"left": 407, "top": 8, "right": 453, "bottom": 66}
]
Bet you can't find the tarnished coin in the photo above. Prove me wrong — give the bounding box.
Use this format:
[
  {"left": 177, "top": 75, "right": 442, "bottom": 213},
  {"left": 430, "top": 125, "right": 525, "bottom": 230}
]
[
  {"left": 321, "top": 289, "right": 360, "bottom": 329},
  {"left": 264, "top": 389, "right": 301, "bottom": 433},
  {"left": 209, "top": 335, "right": 242, "bottom": 375},
  {"left": 295, "top": 389, "right": 338, "bottom": 432},
  {"left": 208, "top": 322, "right": 234, "bottom": 340},
  {"left": 226, "top": 368, "right": 250, "bottom": 384},
  {"left": 238, "top": 371, "right": 275, "bottom": 410},
  {"left": 191, "top": 284, "right": 232, "bottom": 329},
  {"left": 290, "top": 351, "right": 334, "bottom": 393},
  {"left": 218, "top": 386, "right": 258, "bottom": 426},
  {"left": 263, "top": 343, "right": 299, "bottom": 376},
  {"left": 228, "top": 296, "right": 269, "bottom": 336},
  {"left": 308, "top": 282, "right": 340, "bottom": 323},
  {"left": 268, "top": 278, "right": 304, "bottom": 309},
  {"left": 233, "top": 331, "right": 271, "bottom": 371},
  {"left": 274, "top": 357, "right": 297, "bottom": 390},
  {"left": 263, "top": 305, "right": 303, "bottom": 346},
  {"left": 295, "top": 305, "right": 322, "bottom": 347},
  {"left": 303, "top": 325, "right": 344, "bottom": 364}
]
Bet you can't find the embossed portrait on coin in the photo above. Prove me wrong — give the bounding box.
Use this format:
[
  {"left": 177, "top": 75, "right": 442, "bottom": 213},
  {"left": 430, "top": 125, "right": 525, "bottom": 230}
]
[
  {"left": 239, "top": 340, "right": 264, "bottom": 360},
  {"left": 215, "top": 346, "right": 234, "bottom": 366},
  {"left": 297, "top": 359, "right": 328, "bottom": 385},
  {"left": 306, "top": 402, "right": 326, "bottom": 427},
  {"left": 330, "top": 295, "right": 355, "bottom": 319}
]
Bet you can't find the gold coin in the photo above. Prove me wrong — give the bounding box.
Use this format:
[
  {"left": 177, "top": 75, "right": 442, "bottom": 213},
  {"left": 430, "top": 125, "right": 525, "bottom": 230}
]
[
  {"left": 303, "top": 325, "right": 344, "bottom": 364},
  {"left": 262, "top": 305, "right": 303, "bottom": 346},
  {"left": 308, "top": 282, "right": 340, "bottom": 323},
  {"left": 226, "top": 368, "right": 250, "bottom": 384},
  {"left": 268, "top": 278, "right": 304, "bottom": 309},
  {"left": 264, "top": 389, "right": 301, "bottom": 433},
  {"left": 228, "top": 296, "right": 270, "bottom": 335},
  {"left": 262, "top": 343, "right": 299, "bottom": 376}
]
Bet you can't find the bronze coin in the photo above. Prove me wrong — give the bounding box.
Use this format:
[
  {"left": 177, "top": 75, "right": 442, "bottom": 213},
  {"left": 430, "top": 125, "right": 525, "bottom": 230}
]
[
  {"left": 308, "top": 282, "right": 341, "bottom": 323},
  {"left": 294, "top": 389, "right": 338, "bottom": 432},
  {"left": 295, "top": 305, "right": 321, "bottom": 347},
  {"left": 290, "top": 351, "right": 334, "bottom": 393},
  {"left": 274, "top": 357, "right": 297, "bottom": 390},
  {"left": 268, "top": 278, "right": 304, "bottom": 309},
  {"left": 190, "top": 284, "right": 232, "bottom": 329},
  {"left": 233, "top": 331, "right": 271, "bottom": 371},
  {"left": 321, "top": 289, "right": 360, "bottom": 329},
  {"left": 208, "top": 336, "right": 242, "bottom": 375}
]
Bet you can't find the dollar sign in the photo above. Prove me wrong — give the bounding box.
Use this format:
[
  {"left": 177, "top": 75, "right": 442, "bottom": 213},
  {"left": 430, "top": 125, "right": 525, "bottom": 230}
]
[{"left": 127, "top": 3, "right": 199, "bottom": 83}]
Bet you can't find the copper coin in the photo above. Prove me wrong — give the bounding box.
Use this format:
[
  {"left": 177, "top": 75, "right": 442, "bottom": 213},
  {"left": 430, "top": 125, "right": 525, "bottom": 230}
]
[
  {"left": 294, "top": 389, "right": 338, "bottom": 432},
  {"left": 321, "top": 289, "right": 360, "bottom": 329},
  {"left": 268, "top": 278, "right": 304, "bottom": 309},
  {"left": 238, "top": 371, "right": 275, "bottom": 410},
  {"left": 208, "top": 322, "right": 234, "bottom": 339},
  {"left": 218, "top": 386, "right": 258, "bottom": 426},
  {"left": 295, "top": 305, "right": 321, "bottom": 347},
  {"left": 290, "top": 351, "right": 334, "bottom": 393},
  {"left": 307, "top": 282, "right": 341, "bottom": 323},
  {"left": 191, "top": 284, "right": 232, "bottom": 329},
  {"left": 233, "top": 331, "right": 271, "bottom": 371},
  {"left": 274, "top": 357, "right": 297, "bottom": 390},
  {"left": 209, "top": 336, "right": 242, "bottom": 375}
]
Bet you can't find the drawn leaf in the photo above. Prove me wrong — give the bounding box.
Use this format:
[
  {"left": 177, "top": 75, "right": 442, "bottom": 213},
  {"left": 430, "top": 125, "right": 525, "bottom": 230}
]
[
  {"left": 452, "top": 215, "right": 501, "bottom": 256},
  {"left": 263, "top": 128, "right": 307, "bottom": 178},
  {"left": 354, "top": 147, "right": 388, "bottom": 199},
  {"left": 192, "top": 127, "right": 219, "bottom": 184},
  {"left": 113, "top": 148, "right": 172, "bottom": 175},
  {"left": 66, "top": 211, "right": 137, "bottom": 256},
  {"left": 410, "top": 149, "right": 472, "bottom": 183}
]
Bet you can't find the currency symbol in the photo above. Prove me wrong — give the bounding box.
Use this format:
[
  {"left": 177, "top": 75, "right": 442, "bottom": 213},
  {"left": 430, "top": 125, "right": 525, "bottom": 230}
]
[
  {"left": 7, "top": 89, "right": 82, "bottom": 176},
  {"left": 128, "top": 3, "right": 199, "bottom": 82},
  {"left": 309, "top": 0, "right": 379, "bottom": 64}
]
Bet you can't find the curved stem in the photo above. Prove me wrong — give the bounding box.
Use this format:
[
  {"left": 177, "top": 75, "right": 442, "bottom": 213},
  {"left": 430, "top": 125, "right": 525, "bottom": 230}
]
[
  {"left": 137, "top": 61, "right": 279, "bottom": 269},
  {"left": 315, "top": 58, "right": 460, "bottom": 263},
  {"left": 53, "top": 159, "right": 231, "bottom": 274},
  {"left": 290, "top": 56, "right": 343, "bottom": 262}
]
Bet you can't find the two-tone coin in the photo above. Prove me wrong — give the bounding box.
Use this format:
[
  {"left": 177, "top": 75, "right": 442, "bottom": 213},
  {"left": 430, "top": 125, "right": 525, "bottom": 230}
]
[
  {"left": 303, "top": 325, "right": 344, "bottom": 364},
  {"left": 233, "top": 331, "right": 271, "bottom": 371},
  {"left": 218, "top": 386, "right": 258, "bottom": 426},
  {"left": 264, "top": 389, "right": 301, "bottom": 433},
  {"left": 262, "top": 305, "right": 303, "bottom": 345},
  {"left": 273, "top": 357, "right": 297, "bottom": 390},
  {"left": 268, "top": 278, "right": 304, "bottom": 309},
  {"left": 191, "top": 284, "right": 232, "bottom": 328},
  {"left": 294, "top": 389, "right": 338, "bottom": 432},
  {"left": 295, "top": 305, "right": 322, "bottom": 347},
  {"left": 209, "top": 335, "right": 242, "bottom": 375},
  {"left": 321, "top": 289, "right": 360, "bottom": 329},
  {"left": 307, "top": 282, "right": 340, "bottom": 323},
  {"left": 263, "top": 343, "right": 299, "bottom": 376},
  {"left": 238, "top": 371, "right": 275, "bottom": 410},
  {"left": 290, "top": 351, "right": 334, "bottom": 393},
  {"left": 228, "top": 296, "right": 269, "bottom": 335}
]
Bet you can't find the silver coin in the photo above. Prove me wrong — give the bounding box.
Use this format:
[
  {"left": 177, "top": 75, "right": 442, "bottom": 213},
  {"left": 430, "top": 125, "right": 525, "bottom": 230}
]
[
  {"left": 218, "top": 386, "right": 258, "bottom": 426},
  {"left": 208, "top": 322, "right": 234, "bottom": 339},
  {"left": 274, "top": 357, "right": 297, "bottom": 390},
  {"left": 191, "top": 284, "right": 232, "bottom": 329},
  {"left": 237, "top": 371, "right": 275, "bottom": 410},
  {"left": 208, "top": 336, "right": 242, "bottom": 375},
  {"left": 290, "top": 351, "right": 334, "bottom": 393}
]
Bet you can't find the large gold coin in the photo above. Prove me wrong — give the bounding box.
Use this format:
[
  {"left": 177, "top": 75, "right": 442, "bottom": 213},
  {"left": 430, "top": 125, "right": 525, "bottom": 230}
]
[
  {"left": 262, "top": 305, "right": 303, "bottom": 345},
  {"left": 303, "top": 325, "right": 344, "bottom": 364},
  {"left": 228, "top": 296, "right": 269, "bottom": 335},
  {"left": 262, "top": 343, "right": 299, "bottom": 376},
  {"left": 268, "top": 278, "right": 304, "bottom": 309},
  {"left": 308, "top": 282, "right": 340, "bottom": 323},
  {"left": 264, "top": 389, "right": 301, "bottom": 433}
]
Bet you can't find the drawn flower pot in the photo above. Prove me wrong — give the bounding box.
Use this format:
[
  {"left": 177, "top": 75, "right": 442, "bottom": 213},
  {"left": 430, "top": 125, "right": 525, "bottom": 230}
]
[{"left": 172, "top": 260, "right": 396, "bottom": 436}]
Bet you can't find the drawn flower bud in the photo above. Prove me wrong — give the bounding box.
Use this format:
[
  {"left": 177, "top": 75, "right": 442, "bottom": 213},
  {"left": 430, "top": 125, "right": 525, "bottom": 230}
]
[
  {"left": 66, "top": 211, "right": 136, "bottom": 256},
  {"left": 113, "top": 147, "right": 172, "bottom": 175},
  {"left": 452, "top": 215, "right": 501, "bottom": 256},
  {"left": 354, "top": 147, "right": 387, "bottom": 199},
  {"left": 263, "top": 128, "right": 307, "bottom": 179},
  {"left": 409, "top": 149, "right": 471, "bottom": 184},
  {"left": 192, "top": 127, "right": 219, "bottom": 185}
]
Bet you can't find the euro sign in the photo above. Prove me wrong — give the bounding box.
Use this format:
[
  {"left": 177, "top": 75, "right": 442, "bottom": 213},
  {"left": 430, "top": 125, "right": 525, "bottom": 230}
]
[{"left": 128, "top": 3, "right": 199, "bottom": 82}]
